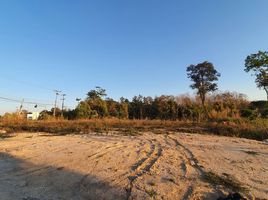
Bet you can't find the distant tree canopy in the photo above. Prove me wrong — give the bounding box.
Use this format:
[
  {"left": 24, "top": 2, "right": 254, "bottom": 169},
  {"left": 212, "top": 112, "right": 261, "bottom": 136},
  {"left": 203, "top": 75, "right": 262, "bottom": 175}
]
[
  {"left": 187, "top": 61, "right": 220, "bottom": 106},
  {"left": 30, "top": 88, "right": 268, "bottom": 121},
  {"left": 65, "top": 86, "right": 254, "bottom": 121},
  {"left": 76, "top": 101, "right": 93, "bottom": 119},
  {"left": 87, "top": 86, "right": 107, "bottom": 100},
  {"left": 32, "top": 55, "right": 268, "bottom": 122},
  {"left": 245, "top": 51, "right": 268, "bottom": 100},
  {"left": 75, "top": 87, "right": 108, "bottom": 119}
]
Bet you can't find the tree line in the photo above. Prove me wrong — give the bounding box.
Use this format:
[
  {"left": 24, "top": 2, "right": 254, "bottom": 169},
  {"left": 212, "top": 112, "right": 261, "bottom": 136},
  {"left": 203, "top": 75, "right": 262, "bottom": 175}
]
[
  {"left": 2, "top": 50, "right": 268, "bottom": 121},
  {"left": 48, "top": 88, "right": 265, "bottom": 121},
  {"left": 53, "top": 50, "right": 267, "bottom": 121}
]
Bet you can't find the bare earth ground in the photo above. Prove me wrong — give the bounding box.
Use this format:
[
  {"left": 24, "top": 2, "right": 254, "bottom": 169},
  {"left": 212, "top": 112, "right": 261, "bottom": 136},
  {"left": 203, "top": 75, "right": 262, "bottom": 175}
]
[{"left": 0, "top": 132, "right": 267, "bottom": 200}]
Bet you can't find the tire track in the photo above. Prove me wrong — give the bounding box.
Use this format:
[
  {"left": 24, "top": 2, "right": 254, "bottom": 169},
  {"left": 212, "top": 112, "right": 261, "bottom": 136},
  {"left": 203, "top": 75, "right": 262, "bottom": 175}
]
[
  {"left": 168, "top": 135, "right": 224, "bottom": 199},
  {"left": 86, "top": 144, "right": 125, "bottom": 161},
  {"left": 13, "top": 166, "right": 52, "bottom": 177},
  {"left": 76, "top": 139, "right": 141, "bottom": 199},
  {"left": 162, "top": 135, "right": 188, "bottom": 178},
  {"left": 109, "top": 138, "right": 149, "bottom": 186},
  {"left": 131, "top": 140, "right": 155, "bottom": 171},
  {"left": 126, "top": 139, "right": 162, "bottom": 200},
  {"left": 0, "top": 139, "right": 52, "bottom": 152},
  {"left": 166, "top": 135, "right": 204, "bottom": 200},
  {"left": 12, "top": 143, "right": 123, "bottom": 178},
  {"left": 168, "top": 135, "right": 203, "bottom": 175}
]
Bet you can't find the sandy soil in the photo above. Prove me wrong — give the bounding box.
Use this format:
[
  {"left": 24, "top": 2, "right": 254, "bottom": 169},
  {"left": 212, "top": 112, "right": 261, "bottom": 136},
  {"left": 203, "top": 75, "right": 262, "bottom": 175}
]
[{"left": 0, "top": 132, "right": 267, "bottom": 200}]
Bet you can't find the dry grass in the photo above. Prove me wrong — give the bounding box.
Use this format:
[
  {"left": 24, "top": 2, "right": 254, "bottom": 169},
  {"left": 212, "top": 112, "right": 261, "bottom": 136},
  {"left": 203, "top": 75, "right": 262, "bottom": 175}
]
[{"left": 0, "top": 118, "right": 268, "bottom": 141}]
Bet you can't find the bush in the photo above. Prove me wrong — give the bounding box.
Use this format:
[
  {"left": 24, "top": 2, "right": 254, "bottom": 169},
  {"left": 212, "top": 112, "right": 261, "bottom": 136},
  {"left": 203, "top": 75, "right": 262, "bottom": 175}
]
[
  {"left": 261, "top": 108, "right": 268, "bottom": 118},
  {"left": 240, "top": 109, "right": 257, "bottom": 120}
]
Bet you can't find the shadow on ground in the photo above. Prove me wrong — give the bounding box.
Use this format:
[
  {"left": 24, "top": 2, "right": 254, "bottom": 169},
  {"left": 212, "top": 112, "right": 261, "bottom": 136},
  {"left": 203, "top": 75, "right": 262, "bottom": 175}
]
[{"left": 0, "top": 152, "right": 125, "bottom": 200}]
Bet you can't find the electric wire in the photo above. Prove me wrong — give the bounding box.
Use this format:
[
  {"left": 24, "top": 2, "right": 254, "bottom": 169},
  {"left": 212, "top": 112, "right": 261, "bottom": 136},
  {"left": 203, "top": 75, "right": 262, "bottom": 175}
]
[{"left": 0, "top": 96, "right": 53, "bottom": 106}]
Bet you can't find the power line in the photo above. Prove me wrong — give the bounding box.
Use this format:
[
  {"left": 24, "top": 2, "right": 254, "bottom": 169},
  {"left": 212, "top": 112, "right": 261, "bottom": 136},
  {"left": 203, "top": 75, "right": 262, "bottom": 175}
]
[
  {"left": 0, "top": 92, "right": 52, "bottom": 104},
  {"left": 0, "top": 96, "right": 21, "bottom": 103},
  {"left": 0, "top": 96, "right": 53, "bottom": 107},
  {"left": 1, "top": 74, "right": 55, "bottom": 92},
  {"left": 0, "top": 72, "right": 68, "bottom": 112}
]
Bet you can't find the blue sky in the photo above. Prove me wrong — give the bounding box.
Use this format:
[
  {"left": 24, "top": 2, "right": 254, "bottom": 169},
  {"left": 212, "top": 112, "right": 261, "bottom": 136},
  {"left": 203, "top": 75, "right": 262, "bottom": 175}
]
[{"left": 0, "top": 0, "right": 268, "bottom": 113}]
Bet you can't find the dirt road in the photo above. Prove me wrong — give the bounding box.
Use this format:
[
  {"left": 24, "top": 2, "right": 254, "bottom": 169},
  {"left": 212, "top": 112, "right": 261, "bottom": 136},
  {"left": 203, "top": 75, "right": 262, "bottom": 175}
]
[{"left": 0, "top": 132, "right": 267, "bottom": 200}]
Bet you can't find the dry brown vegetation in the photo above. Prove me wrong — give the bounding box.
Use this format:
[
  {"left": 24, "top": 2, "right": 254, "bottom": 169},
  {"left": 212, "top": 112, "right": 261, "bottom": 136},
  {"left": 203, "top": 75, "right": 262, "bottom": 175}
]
[{"left": 1, "top": 118, "right": 268, "bottom": 141}]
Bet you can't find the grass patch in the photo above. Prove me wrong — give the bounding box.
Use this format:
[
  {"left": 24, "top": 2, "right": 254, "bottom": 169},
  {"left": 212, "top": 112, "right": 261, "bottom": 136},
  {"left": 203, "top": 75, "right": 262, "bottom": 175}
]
[{"left": 204, "top": 171, "right": 247, "bottom": 193}]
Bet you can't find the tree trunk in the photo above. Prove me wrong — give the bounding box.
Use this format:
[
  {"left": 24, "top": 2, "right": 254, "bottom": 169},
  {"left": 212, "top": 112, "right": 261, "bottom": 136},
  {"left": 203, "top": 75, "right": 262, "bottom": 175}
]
[
  {"left": 265, "top": 88, "right": 268, "bottom": 101},
  {"left": 200, "top": 93, "right": 205, "bottom": 108},
  {"left": 200, "top": 93, "right": 209, "bottom": 119}
]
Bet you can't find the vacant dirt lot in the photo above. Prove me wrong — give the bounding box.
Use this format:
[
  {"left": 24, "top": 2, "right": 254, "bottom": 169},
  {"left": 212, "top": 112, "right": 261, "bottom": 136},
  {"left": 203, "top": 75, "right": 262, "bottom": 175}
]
[{"left": 0, "top": 132, "right": 267, "bottom": 200}]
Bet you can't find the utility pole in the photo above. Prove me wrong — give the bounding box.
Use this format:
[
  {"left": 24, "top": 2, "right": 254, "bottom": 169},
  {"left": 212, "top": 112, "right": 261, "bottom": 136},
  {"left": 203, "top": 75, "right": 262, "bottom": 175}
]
[
  {"left": 53, "top": 90, "right": 61, "bottom": 117},
  {"left": 19, "top": 98, "right": 24, "bottom": 114},
  {"left": 61, "top": 94, "right": 66, "bottom": 117}
]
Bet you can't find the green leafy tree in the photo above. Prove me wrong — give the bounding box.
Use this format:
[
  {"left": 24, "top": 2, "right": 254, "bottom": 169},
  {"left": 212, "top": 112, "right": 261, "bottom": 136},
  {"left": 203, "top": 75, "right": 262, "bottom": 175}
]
[
  {"left": 153, "top": 96, "right": 178, "bottom": 120},
  {"left": 106, "top": 98, "right": 119, "bottom": 117},
  {"left": 74, "top": 87, "right": 108, "bottom": 119},
  {"left": 75, "top": 101, "right": 93, "bottom": 119},
  {"left": 187, "top": 61, "right": 220, "bottom": 107},
  {"left": 143, "top": 96, "right": 154, "bottom": 119},
  {"left": 87, "top": 86, "right": 107, "bottom": 100},
  {"left": 245, "top": 51, "right": 268, "bottom": 100},
  {"left": 130, "top": 95, "right": 144, "bottom": 119},
  {"left": 118, "top": 97, "right": 129, "bottom": 119},
  {"left": 86, "top": 87, "right": 108, "bottom": 118}
]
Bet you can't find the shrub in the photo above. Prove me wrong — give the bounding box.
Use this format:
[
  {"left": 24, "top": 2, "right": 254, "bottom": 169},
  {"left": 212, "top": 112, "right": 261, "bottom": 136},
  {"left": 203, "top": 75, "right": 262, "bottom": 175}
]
[{"left": 240, "top": 109, "right": 256, "bottom": 119}]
